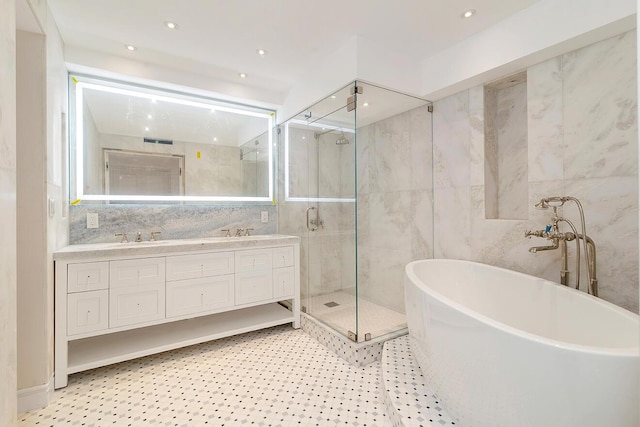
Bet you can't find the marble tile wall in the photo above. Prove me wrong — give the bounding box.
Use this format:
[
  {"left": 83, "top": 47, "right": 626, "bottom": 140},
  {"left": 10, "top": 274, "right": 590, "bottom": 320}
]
[
  {"left": 69, "top": 204, "right": 277, "bottom": 244},
  {"left": 433, "top": 30, "right": 638, "bottom": 312},
  {"left": 278, "top": 125, "right": 358, "bottom": 300},
  {"left": 279, "top": 104, "right": 433, "bottom": 318},
  {"left": 357, "top": 104, "right": 433, "bottom": 314},
  {"left": 0, "top": 0, "right": 17, "bottom": 422}
]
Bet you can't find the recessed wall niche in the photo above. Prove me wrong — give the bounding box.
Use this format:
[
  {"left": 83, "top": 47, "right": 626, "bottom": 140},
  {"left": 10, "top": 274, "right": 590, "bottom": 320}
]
[{"left": 484, "top": 71, "right": 528, "bottom": 220}]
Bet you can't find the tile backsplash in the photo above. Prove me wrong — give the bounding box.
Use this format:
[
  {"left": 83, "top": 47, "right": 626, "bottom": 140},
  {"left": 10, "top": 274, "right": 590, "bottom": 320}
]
[{"left": 69, "top": 204, "right": 277, "bottom": 244}]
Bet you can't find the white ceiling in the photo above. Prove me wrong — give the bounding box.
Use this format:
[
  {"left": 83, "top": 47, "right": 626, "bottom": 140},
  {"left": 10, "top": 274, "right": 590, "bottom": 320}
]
[{"left": 47, "top": 0, "right": 541, "bottom": 105}]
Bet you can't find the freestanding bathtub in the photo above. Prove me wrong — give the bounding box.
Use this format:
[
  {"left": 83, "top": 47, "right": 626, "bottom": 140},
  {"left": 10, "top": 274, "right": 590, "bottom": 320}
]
[{"left": 405, "top": 259, "right": 639, "bottom": 427}]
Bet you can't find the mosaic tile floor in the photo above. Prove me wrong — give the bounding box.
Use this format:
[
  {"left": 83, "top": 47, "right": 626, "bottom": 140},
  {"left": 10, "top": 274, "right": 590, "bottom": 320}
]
[
  {"left": 19, "top": 325, "right": 393, "bottom": 427},
  {"left": 381, "top": 336, "right": 456, "bottom": 426},
  {"left": 305, "top": 291, "right": 407, "bottom": 340}
]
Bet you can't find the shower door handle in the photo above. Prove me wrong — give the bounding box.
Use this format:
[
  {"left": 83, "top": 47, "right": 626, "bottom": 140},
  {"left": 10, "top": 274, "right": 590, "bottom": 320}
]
[{"left": 306, "top": 206, "right": 318, "bottom": 231}]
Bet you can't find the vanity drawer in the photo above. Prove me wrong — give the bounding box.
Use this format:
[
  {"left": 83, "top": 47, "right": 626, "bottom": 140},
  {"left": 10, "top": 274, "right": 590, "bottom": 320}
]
[
  {"left": 272, "top": 267, "right": 295, "bottom": 299},
  {"left": 110, "top": 257, "right": 165, "bottom": 288},
  {"left": 166, "top": 252, "right": 234, "bottom": 281},
  {"left": 235, "top": 249, "right": 272, "bottom": 273},
  {"left": 109, "top": 283, "right": 165, "bottom": 328},
  {"left": 272, "top": 246, "right": 294, "bottom": 268},
  {"left": 67, "top": 290, "right": 109, "bottom": 335},
  {"left": 166, "top": 275, "right": 234, "bottom": 318},
  {"left": 67, "top": 262, "right": 109, "bottom": 293},
  {"left": 235, "top": 271, "right": 272, "bottom": 305}
]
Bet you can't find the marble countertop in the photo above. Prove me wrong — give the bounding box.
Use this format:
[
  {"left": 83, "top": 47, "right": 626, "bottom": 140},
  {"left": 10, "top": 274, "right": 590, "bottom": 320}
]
[{"left": 53, "top": 234, "right": 300, "bottom": 261}]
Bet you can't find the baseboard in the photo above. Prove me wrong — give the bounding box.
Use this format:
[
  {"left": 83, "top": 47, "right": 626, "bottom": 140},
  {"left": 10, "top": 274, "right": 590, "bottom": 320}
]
[{"left": 17, "top": 376, "right": 53, "bottom": 414}]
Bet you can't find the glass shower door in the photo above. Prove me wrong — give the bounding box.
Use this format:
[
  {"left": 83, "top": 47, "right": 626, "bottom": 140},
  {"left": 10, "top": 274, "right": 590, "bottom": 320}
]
[{"left": 281, "top": 83, "right": 358, "bottom": 340}]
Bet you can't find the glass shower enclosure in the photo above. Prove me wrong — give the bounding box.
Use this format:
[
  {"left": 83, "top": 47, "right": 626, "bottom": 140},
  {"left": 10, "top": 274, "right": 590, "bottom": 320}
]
[{"left": 278, "top": 81, "right": 432, "bottom": 342}]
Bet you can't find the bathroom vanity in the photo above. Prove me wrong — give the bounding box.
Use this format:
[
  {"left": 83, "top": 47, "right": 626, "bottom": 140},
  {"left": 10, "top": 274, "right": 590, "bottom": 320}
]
[{"left": 53, "top": 235, "right": 300, "bottom": 389}]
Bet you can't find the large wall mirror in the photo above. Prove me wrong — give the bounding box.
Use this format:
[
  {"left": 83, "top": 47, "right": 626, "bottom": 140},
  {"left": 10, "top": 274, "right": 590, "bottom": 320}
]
[{"left": 69, "top": 75, "right": 275, "bottom": 203}]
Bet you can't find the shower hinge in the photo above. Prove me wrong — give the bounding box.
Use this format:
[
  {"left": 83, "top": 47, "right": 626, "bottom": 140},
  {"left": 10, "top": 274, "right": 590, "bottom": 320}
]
[
  {"left": 428, "top": 105, "right": 434, "bottom": 113},
  {"left": 348, "top": 331, "right": 357, "bottom": 342},
  {"left": 301, "top": 306, "right": 307, "bottom": 313},
  {"left": 364, "top": 333, "right": 372, "bottom": 341},
  {"left": 350, "top": 86, "right": 363, "bottom": 95}
]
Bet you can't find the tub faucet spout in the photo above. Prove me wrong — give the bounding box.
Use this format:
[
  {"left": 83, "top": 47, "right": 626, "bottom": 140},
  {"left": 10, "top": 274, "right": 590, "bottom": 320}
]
[{"left": 529, "top": 239, "right": 559, "bottom": 253}]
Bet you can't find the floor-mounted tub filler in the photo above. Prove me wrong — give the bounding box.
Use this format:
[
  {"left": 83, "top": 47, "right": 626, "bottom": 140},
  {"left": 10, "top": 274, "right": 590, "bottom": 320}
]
[{"left": 405, "top": 259, "right": 639, "bottom": 427}]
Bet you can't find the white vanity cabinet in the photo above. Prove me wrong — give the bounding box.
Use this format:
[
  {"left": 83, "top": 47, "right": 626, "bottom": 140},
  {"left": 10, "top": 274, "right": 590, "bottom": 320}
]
[
  {"left": 165, "top": 252, "right": 235, "bottom": 318},
  {"left": 54, "top": 236, "right": 300, "bottom": 389}
]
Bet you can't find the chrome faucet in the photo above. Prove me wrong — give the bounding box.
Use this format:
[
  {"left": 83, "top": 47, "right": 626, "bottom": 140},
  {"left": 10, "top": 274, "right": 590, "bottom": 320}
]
[
  {"left": 526, "top": 196, "right": 598, "bottom": 296},
  {"left": 235, "top": 228, "right": 244, "bottom": 237},
  {"left": 135, "top": 231, "right": 143, "bottom": 242}
]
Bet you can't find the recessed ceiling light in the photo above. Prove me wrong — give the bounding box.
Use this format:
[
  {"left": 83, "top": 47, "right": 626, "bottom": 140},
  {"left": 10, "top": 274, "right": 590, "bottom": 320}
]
[
  {"left": 164, "top": 21, "right": 179, "bottom": 30},
  {"left": 147, "top": 114, "right": 152, "bottom": 119},
  {"left": 125, "top": 44, "right": 137, "bottom": 51},
  {"left": 213, "top": 137, "right": 218, "bottom": 142},
  {"left": 239, "top": 73, "right": 247, "bottom": 78},
  {"left": 363, "top": 102, "right": 369, "bottom": 107},
  {"left": 257, "top": 49, "right": 267, "bottom": 56},
  {"left": 462, "top": 9, "right": 476, "bottom": 18},
  {"left": 330, "top": 95, "right": 336, "bottom": 99},
  {"left": 144, "top": 126, "right": 149, "bottom": 131}
]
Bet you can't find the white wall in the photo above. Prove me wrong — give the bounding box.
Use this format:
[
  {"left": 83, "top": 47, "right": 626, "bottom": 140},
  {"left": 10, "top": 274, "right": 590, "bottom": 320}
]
[
  {"left": 15, "top": 0, "right": 69, "bottom": 413},
  {"left": 16, "top": 28, "right": 47, "bottom": 394},
  {"left": 0, "top": 0, "right": 17, "bottom": 423},
  {"left": 421, "top": 0, "right": 636, "bottom": 101}
]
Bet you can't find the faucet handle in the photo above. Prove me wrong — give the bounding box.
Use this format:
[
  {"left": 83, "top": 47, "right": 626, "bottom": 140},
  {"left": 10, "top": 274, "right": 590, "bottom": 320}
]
[
  {"left": 115, "top": 233, "right": 129, "bottom": 243},
  {"left": 244, "top": 228, "right": 254, "bottom": 236},
  {"left": 221, "top": 229, "right": 231, "bottom": 237},
  {"left": 235, "top": 228, "right": 245, "bottom": 237},
  {"left": 150, "top": 231, "right": 162, "bottom": 241}
]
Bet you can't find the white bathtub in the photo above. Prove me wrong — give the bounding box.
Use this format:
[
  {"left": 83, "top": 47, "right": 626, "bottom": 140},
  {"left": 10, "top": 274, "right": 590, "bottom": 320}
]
[{"left": 405, "top": 259, "right": 639, "bottom": 427}]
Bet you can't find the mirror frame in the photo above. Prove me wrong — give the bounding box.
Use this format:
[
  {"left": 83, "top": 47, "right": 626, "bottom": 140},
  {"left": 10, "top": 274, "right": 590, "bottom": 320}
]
[{"left": 70, "top": 75, "right": 276, "bottom": 204}]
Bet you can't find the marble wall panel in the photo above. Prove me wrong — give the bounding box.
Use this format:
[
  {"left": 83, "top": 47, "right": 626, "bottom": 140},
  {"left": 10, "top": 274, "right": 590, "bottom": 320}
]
[
  {"left": 69, "top": 204, "right": 277, "bottom": 243},
  {"left": 563, "top": 30, "right": 637, "bottom": 180},
  {"left": 433, "top": 187, "right": 472, "bottom": 260},
  {"left": 527, "top": 58, "right": 564, "bottom": 182},
  {"left": 469, "top": 86, "right": 485, "bottom": 187},
  {"left": 496, "top": 82, "right": 529, "bottom": 219},
  {"left": 410, "top": 105, "right": 433, "bottom": 191},
  {"left": 370, "top": 110, "right": 412, "bottom": 193},
  {"left": 432, "top": 30, "right": 638, "bottom": 313},
  {"left": 433, "top": 91, "right": 470, "bottom": 189}
]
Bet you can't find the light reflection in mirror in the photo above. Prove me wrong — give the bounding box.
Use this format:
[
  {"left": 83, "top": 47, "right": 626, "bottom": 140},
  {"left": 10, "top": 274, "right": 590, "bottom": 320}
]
[{"left": 71, "top": 76, "right": 275, "bottom": 203}]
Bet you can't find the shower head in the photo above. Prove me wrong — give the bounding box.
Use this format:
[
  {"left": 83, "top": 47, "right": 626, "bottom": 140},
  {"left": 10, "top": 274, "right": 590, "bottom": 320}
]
[
  {"left": 534, "top": 200, "right": 550, "bottom": 210},
  {"left": 335, "top": 132, "right": 350, "bottom": 145}
]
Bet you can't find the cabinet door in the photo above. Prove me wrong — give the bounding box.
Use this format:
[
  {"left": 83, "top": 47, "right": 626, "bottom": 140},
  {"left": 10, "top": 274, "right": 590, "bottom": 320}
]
[
  {"left": 67, "top": 290, "right": 109, "bottom": 335},
  {"left": 110, "top": 257, "right": 165, "bottom": 288},
  {"left": 68, "top": 262, "right": 109, "bottom": 293},
  {"left": 272, "top": 246, "right": 294, "bottom": 269},
  {"left": 166, "top": 252, "right": 234, "bottom": 281},
  {"left": 272, "top": 267, "right": 295, "bottom": 299},
  {"left": 235, "top": 271, "right": 272, "bottom": 305},
  {"left": 166, "top": 275, "right": 234, "bottom": 318},
  {"left": 109, "top": 283, "right": 165, "bottom": 328},
  {"left": 235, "top": 249, "right": 272, "bottom": 273}
]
